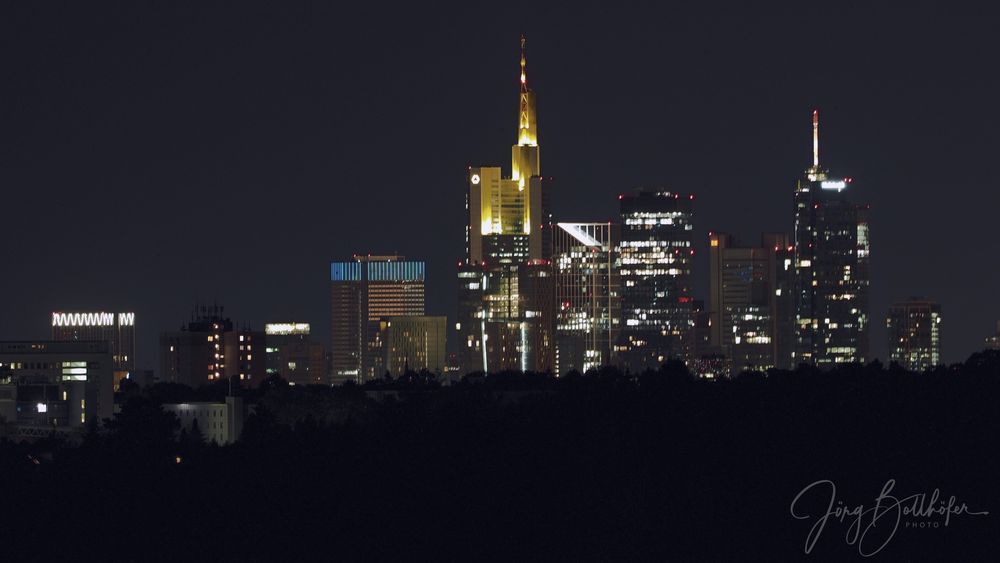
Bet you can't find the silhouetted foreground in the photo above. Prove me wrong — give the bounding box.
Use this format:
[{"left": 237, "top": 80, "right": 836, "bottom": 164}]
[{"left": 3, "top": 353, "right": 999, "bottom": 561}]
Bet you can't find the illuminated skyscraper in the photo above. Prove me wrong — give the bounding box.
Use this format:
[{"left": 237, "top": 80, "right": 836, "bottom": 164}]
[
  {"left": 616, "top": 190, "right": 695, "bottom": 371},
  {"left": 553, "top": 222, "right": 620, "bottom": 375},
  {"left": 887, "top": 298, "right": 942, "bottom": 371},
  {"left": 793, "top": 111, "right": 870, "bottom": 366},
  {"left": 52, "top": 311, "right": 135, "bottom": 389},
  {"left": 466, "top": 35, "right": 547, "bottom": 266},
  {"left": 330, "top": 255, "right": 426, "bottom": 383},
  {"left": 708, "top": 233, "right": 791, "bottom": 373},
  {"left": 457, "top": 35, "right": 554, "bottom": 374}
]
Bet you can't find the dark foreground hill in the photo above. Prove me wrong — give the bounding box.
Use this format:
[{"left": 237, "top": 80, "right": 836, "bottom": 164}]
[{"left": 2, "top": 354, "right": 998, "bottom": 561}]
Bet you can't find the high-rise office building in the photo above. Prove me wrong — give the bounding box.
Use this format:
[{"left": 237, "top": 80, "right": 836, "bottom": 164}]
[
  {"left": 455, "top": 260, "right": 487, "bottom": 373},
  {"left": 0, "top": 341, "right": 114, "bottom": 430},
  {"left": 463, "top": 260, "right": 554, "bottom": 374},
  {"left": 773, "top": 244, "right": 797, "bottom": 369},
  {"left": 688, "top": 298, "right": 731, "bottom": 378},
  {"left": 457, "top": 35, "right": 554, "bottom": 375},
  {"left": 553, "top": 222, "right": 620, "bottom": 375},
  {"left": 52, "top": 311, "right": 136, "bottom": 389},
  {"left": 689, "top": 299, "right": 714, "bottom": 359},
  {"left": 465, "top": 35, "right": 547, "bottom": 266},
  {"left": 160, "top": 305, "right": 266, "bottom": 388},
  {"left": 330, "top": 255, "right": 426, "bottom": 383},
  {"left": 379, "top": 316, "right": 447, "bottom": 376},
  {"left": 792, "top": 111, "right": 870, "bottom": 366},
  {"left": 264, "top": 323, "right": 327, "bottom": 386},
  {"left": 708, "top": 233, "right": 792, "bottom": 372},
  {"left": 518, "top": 260, "right": 555, "bottom": 373},
  {"left": 616, "top": 190, "right": 695, "bottom": 371},
  {"left": 887, "top": 298, "right": 942, "bottom": 371}
]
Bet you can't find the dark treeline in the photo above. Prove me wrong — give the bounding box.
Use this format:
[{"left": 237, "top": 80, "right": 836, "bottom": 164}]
[{"left": 3, "top": 352, "right": 1000, "bottom": 560}]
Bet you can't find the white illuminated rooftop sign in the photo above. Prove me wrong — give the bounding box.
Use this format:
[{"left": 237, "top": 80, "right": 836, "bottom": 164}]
[
  {"left": 265, "top": 323, "right": 311, "bottom": 335},
  {"left": 821, "top": 180, "right": 846, "bottom": 191},
  {"left": 52, "top": 312, "right": 135, "bottom": 327}
]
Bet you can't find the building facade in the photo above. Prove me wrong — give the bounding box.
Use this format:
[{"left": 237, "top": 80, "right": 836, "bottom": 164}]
[
  {"left": 0, "top": 341, "right": 114, "bottom": 429},
  {"left": 518, "top": 260, "right": 555, "bottom": 373},
  {"left": 708, "top": 233, "right": 792, "bottom": 373},
  {"left": 616, "top": 190, "right": 695, "bottom": 371},
  {"left": 264, "top": 323, "right": 327, "bottom": 385},
  {"left": 162, "top": 396, "right": 245, "bottom": 445},
  {"left": 330, "top": 256, "right": 426, "bottom": 383},
  {"left": 793, "top": 111, "right": 870, "bottom": 367},
  {"left": 887, "top": 298, "right": 942, "bottom": 371},
  {"left": 160, "top": 306, "right": 266, "bottom": 388},
  {"left": 52, "top": 311, "right": 135, "bottom": 389},
  {"left": 552, "top": 222, "right": 620, "bottom": 375},
  {"left": 379, "top": 316, "right": 447, "bottom": 376}
]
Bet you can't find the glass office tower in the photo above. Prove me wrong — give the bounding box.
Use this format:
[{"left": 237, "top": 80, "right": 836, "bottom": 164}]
[{"left": 616, "top": 190, "right": 695, "bottom": 371}]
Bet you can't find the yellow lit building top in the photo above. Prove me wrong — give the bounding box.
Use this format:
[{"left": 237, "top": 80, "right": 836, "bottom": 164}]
[{"left": 467, "top": 35, "right": 544, "bottom": 263}]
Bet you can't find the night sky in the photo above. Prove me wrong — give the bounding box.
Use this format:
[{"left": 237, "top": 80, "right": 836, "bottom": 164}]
[{"left": 3, "top": 3, "right": 998, "bottom": 369}]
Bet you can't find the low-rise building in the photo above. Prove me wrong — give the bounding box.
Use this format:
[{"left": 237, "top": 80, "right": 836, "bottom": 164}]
[
  {"left": 986, "top": 321, "right": 1000, "bottom": 351},
  {"left": 162, "top": 396, "right": 245, "bottom": 445},
  {"left": 0, "top": 341, "right": 114, "bottom": 429}
]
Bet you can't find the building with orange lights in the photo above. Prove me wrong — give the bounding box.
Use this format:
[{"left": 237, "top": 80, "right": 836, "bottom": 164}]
[{"left": 330, "top": 256, "right": 426, "bottom": 383}]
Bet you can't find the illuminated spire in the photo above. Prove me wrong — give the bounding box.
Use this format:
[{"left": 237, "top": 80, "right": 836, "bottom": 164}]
[
  {"left": 516, "top": 34, "right": 537, "bottom": 148},
  {"left": 520, "top": 34, "right": 527, "bottom": 93},
  {"left": 812, "top": 109, "right": 820, "bottom": 167},
  {"left": 805, "top": 109, "right": 827, "bottom": 182},
  {"left": 512, "top": 34, "right": 539, "bottom": 183}
]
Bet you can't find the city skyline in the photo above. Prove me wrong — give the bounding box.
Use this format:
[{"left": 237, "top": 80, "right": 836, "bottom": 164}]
[{"left": 3, "top": 5, "right": 998, "bottom": 368}]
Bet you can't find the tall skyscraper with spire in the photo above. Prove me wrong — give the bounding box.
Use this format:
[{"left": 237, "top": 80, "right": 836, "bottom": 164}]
[
  {"left": 792, "top": 110, "right": 870, "bottom": 366},
  {"left": 457, "top": 35, "right": 553, "bottom": 374},
  {"left": 465, "top": 34, "right": 547, "bottom": 265}
]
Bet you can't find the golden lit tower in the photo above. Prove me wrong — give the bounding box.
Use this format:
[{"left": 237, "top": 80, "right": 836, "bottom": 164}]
[
  {"left": 512, "top": 34, "right": 539, "bottom": 183},
  {"left": 466, "top": 34, "right": 548, "bottom": 264},
  {"left": 458, "top": 35, "right": 554, "bottom": 375}
]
